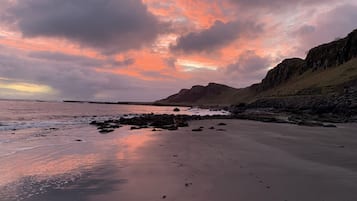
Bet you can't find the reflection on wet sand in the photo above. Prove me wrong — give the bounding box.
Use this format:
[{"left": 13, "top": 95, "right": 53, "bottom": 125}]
[
  {"left": 0, "top": 154, "right": 100, "bottom": 187},
  {"left": 0, "top": 126, "right": 155, "bottom": 201},
  {"left": 116, "top": 129, "right": 154, "bottom": 160},
  {"left": 0, "top": 151, "right": 102, "bottom": 201}
]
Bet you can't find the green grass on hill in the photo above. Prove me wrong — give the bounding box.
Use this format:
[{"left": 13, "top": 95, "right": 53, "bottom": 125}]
[{"left": 260, "top": 58, "right": 357, "bottom": 98}]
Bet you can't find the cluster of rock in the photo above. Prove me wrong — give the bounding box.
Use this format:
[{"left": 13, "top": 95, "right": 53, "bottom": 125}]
[
  {"left": 242, "top": 79, "right": 357, "bottom": 123},
  {"left": 90, "top": 119, "right": 122, "bottom": 133},
  {"left": 90, "top": 114, "right": 231, "bottom": 133},
  {"left": 228, "top": 106, "right": 338, "bottom": 127}
]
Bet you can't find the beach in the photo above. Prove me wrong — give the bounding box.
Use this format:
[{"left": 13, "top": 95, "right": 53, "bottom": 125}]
[{"left": 1, "top": 118, "right": 357, "bottom": 201}]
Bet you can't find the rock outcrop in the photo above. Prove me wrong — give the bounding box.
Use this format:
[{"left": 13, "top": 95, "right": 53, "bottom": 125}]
[
  {"left": 305, "top": 29, "right": 357, "bottom": 71},
  {"left": 157, "top": 28, "right": 357, "bottom": 121},
  {"left": 259, "top": 58, "right": 305, "bottom": 91},
  {"left": 156, "top": 83, "right": 238, "bottom": 105}
]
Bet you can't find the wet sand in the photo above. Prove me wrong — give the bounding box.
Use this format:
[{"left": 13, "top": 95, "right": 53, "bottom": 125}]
[{"left": 1, "top": 120, "right": 357, "bottom": 201}]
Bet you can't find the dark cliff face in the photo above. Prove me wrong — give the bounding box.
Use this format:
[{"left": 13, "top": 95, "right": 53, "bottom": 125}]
[
  {"left": 157, "top": 28, "right": 357, "bottom": 106},
  {"left": 259, "top": 58, "right": 305, "bottom": 91},
  {"left": 305, "top": 29, "right": 357, "bottom": 71},
  {"left": 256, "top": 29, "right": 357, "bottom": 92}
]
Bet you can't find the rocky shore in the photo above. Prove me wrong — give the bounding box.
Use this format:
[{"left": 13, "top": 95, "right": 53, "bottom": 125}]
[
  {"left": 89, "top": 110, "right": 343, "bottom": 134},
  {"left": 89, "top": 114, "right": 231, "bottom": 133}
]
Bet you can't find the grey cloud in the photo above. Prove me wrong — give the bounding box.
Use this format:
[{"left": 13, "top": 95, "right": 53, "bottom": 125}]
[
  {"left": 229, "top": 0, "right": 340, "bottom": 11},
  {"left": 28, "top": 51, "right": 103, "bottom": 67},
  {"left": 112, "top": 58, "right": 135, "bottom": 67},
  {"left": 2, "top": 0, "right": 164, "bottom": 54},
  {"left": 164, "top": 57, "right": 177, "bottom": 69},
  {"left": 0, "top": 47, "right": 182, "bottom": 101},
  {"left": 28, "top": 51, "right": 135, "bottom": 68},
  {"left": 171, "top": 20, "right": 263, "bottom": 53},
  {"left": 292, "top": 4, "right": 357, "bottom": 55},
  {"left": 293, "top": 25, "right": 315, "bottom": 36},
  {"left": 226, "top": 51, "right": 271, "bottom": 82}
]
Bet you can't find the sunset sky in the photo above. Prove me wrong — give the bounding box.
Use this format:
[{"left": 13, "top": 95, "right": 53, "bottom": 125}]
[{"left": 0, "top": 0, "right": 356, "bottom": 101}]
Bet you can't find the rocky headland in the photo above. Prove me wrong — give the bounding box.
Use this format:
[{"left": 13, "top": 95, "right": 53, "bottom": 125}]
[{"left": 156, "top": 29, "right": 357, "bottom": 124}]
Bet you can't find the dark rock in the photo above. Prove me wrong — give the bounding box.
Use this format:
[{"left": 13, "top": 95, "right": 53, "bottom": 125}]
[
  {"left": 99, "top": 129, "right": 114, "bottom": 134},
  {"left": 120, "top": 117, "right": 148, "bottom": 126},
  {"left": 173, "top": 107, "right": 180, "bottom": 112},
  {"left": 209, "top": 126, "right": 215, "bottom": 129},
  {"left": 163, "top": 125, "right": 178, "bottom": 130},
  {"left": 176, "top": 119, "right": 189, "bottom": 127},
  {"left": 90, "top": 120, "right": 98, "bottom": 125},
  {"left": 75, "top": 139, "right": 82, "bottom": 142},
  {"left": 192, "top": 128, "right": 203, "bottom": 132},
  {"left": 260, "top": 58, "right": 306, "bottom": 91},
  {"left": 305, "top": 29, "right": 357, "bottom": 71},
  {"left": 323, "top": 124, "right": 337, "bottom": 128},
  {"left": 162, "top": 195, "right": 166, "bottom": 199},
  {"left": 297, "top": 121, "right": 324, "bottom": 127},
  {"left": 217, "top": 123, "right": 227, "bottom": 126},
  {"left": 185, "top": 182, "right": 193, "bottom": 187},
  {"left": 130, "top": 126, "right": 148, "bottom": 130}
]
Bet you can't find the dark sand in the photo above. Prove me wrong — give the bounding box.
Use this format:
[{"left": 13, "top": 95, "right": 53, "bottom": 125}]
[{"left": 1, "top": 120, "right": 357, "bottom": 201}]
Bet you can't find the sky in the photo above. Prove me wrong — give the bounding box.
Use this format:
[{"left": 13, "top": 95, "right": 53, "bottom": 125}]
[{"left": 0, "top": 0, "right": 356, "bottom": 101}]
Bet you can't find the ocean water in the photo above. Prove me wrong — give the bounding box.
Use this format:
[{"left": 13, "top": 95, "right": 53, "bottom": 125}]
[
  {"left": 0, "top": 100, "right": 229, "bottom": 200},
  {"left": 0, "top": 100, "right": 229, "bottom": 132}
]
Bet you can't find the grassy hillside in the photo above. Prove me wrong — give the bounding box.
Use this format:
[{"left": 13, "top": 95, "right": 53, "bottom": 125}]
[
  {"left": 157, "top": 29, "right": 357, "bottom": 106},
  {"left": 260, "top": 58, "right": 357, "bottom": 98}
]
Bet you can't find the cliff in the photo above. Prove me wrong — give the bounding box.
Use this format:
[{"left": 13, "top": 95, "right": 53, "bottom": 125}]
[
  {"left": 259, "top": 58, "right": 305, "bottom": 91},
  {"left": 156, "top": 29, "right": 357, "bottom": 117},
  {"left": 305, "top": 29, "right": 357, "bottom": 71}
]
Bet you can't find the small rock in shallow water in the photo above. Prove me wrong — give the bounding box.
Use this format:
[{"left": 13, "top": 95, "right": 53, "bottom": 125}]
[
  {"left": 323, "top": 124, "right": 337, "bottom": 128},
  {"left": 185, "top": 182, "right": 193, "bottom": 187},
  {"left": 162, "top": 195, "right": 167, "bottom": 199},
  {"left": 209, "top": 126, "right": 215, "bottom": 129},
  {"left": 192, "top": 128, "right": 203, "bottom": 132},
  {"left": 173, "top": 108, "right": 180, "bottom": 112},
  {"left": 99, "top": 129, "right": 114, "bottom": 134},
  {"left": 217, "top": 122, "right": 227, "bottom": 126}
]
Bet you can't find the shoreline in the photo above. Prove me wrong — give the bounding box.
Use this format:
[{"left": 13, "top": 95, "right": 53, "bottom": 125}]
[
  {"left": 3, "top": 119, "right": 357, "bottom": 201},
  {"left": 88, "top": 112, "right": 343, "bottom": 135}
]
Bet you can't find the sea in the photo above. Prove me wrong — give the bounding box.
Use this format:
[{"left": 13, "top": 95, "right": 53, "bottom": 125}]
[
  {"left": 0, "top": 100, "right": 228, "bottom": 201},
  {"left": 0, "top": 100, "right": 228, "bottom": 132}
]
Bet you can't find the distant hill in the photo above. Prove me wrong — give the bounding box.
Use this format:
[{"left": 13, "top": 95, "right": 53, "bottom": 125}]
[
  {"left": 156, "top": 29, "right": 357, "bottom": 108},
  {"left": 157, "top": 83, "right": 238, "bottom": 106}
]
